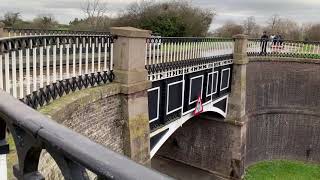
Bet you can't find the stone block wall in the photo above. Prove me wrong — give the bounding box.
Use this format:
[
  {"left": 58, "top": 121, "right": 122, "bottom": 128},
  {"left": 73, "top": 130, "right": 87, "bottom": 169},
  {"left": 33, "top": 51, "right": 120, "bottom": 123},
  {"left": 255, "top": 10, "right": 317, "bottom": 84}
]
[
  {"left": 156, "top": 115, "right": 243, "bottom": 179},
  {"left": 63, "top": 95, "right": 124, "bottom": 154},
  {"left": 38, "top": 83, "right": 124, "bottom": 179},
  {"left": 40, "top": 83, "right": 124, "bottom": 153},
  {"left": 245, "top": 58, "right": 320, "bottom": 167}
]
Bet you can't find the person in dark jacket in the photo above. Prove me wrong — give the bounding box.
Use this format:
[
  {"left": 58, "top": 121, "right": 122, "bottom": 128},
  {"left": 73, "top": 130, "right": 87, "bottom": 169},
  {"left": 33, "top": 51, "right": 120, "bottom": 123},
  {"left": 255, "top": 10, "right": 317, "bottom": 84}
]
[
  {"left": 273, "top": 32, "right": 283, "bottom": 45},
  {"left": 260, "top": 31, "right": 269, "bottom": 55}
]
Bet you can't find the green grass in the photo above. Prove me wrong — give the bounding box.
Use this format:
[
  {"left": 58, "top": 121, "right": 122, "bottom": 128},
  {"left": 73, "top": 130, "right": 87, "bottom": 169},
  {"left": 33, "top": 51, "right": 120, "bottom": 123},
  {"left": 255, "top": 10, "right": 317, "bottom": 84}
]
[
  {"left": 295, "top": 44, "right": 319, "bottom": 54},
  {"left": 293, "top": 53, "right": 320, "bottom": 59},
  {"left": 245, "top": 160, "right": 320, "bottom": 180},
  {"left": 6, "top": 133, "right": 18, "bottom": 180}
]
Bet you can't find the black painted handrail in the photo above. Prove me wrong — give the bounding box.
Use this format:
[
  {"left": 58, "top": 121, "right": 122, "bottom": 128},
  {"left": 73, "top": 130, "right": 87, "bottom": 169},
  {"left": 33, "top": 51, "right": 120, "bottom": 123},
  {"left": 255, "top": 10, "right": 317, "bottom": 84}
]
[
  {"left": 0, "top": 34, "right": 114, "bottom": 53},
  {"left": 0, "top": 90, "right": 172, "bottom": 180}
]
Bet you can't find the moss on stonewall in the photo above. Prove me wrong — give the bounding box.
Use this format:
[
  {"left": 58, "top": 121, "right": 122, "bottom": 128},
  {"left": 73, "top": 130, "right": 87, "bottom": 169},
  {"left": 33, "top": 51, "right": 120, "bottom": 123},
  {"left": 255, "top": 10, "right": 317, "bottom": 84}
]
[{"left": 39, "top": 83, "right": 120, "bottom": 116}]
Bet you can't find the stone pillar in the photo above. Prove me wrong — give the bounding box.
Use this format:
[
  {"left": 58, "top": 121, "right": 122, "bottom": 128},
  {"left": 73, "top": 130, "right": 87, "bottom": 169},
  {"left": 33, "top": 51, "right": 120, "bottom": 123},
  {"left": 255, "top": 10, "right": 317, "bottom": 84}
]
[
  {"left": 110, "top": 27, "right": 152, "bottom": 165},
  {"left": 227, "top": 34, "right": 248, "bottom": 123},
  {"left": 224, "top": 34, "right": 249, "bottom": 178},
  {"left": 0, "top": 22, "right": 5, "bottom": 38}
]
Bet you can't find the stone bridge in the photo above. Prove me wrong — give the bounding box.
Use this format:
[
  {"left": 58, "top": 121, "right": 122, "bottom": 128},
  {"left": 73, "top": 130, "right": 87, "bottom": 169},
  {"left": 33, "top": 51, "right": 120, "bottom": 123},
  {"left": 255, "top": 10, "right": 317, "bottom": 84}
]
[{"left": 0, "top": 25, "right": 320, "bottom": 180}]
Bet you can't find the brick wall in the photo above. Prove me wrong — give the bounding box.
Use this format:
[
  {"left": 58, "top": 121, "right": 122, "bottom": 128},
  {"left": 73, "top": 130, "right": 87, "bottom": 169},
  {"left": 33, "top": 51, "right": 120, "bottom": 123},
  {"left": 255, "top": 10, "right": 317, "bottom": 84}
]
[
  {"left": 38, "top": 83, "right": 124, "bottom": 179},
  {"left": 245, "top": 59, "right": 320, "bottom": 166},
  {"left": 156, "top": 115, "right": 242, "bottom": 178},
  {"left": 64, "top": 95, "right": 124, "bottom": 154}
]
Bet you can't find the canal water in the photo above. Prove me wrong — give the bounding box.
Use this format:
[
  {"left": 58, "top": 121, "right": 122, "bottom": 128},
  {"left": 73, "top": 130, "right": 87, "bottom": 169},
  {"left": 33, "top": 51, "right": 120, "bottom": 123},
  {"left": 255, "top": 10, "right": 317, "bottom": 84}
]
[{"left": 151, "top": 156, "right": 228, "bottom": 180}]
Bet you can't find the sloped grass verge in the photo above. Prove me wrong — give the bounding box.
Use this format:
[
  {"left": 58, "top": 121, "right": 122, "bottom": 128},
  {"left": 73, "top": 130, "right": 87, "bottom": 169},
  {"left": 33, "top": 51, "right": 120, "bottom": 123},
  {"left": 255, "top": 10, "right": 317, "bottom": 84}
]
[{"left": 245, "top": 160, "right": 320, "bottom": 180}]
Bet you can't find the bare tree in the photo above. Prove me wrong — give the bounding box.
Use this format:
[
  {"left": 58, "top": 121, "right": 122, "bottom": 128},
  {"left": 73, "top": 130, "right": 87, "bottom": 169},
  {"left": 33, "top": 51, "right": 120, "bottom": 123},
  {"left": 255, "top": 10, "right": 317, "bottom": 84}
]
[
  {"left": 214, "top": 21, "right": 244, "bottom": 38},
  {"left": 32, "top": 14, "right": 58, "bottom": 29},
  {"left": 243, "top": 16, "right": 255, "bottom": 35},
  {"left": 305, "top": 24, "right": 320, "bottom": 41},
  {"left": 243, "top": 16, "right": 261, "bottom": 38},
  {"left": 267, "top": 14, "right": 281, "bottom": 34},
  {"left": 280, "top": 19, "right": 302, "bottom": 40},
  {"left": 2, "top": 12, "right": 21, "bottom": 27},
  {"left": 82, "top": 0, "right": 108, "bottom": 30}
]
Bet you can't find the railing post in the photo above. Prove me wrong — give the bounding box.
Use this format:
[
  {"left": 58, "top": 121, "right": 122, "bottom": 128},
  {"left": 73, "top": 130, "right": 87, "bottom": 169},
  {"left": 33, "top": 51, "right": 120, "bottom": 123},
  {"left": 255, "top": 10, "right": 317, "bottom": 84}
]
[
  {"left": 223, "top": 34, "right": 248, "bottom": 178},
  {"left": 110, "top": 27, "right": 152, "bottom": 164}
]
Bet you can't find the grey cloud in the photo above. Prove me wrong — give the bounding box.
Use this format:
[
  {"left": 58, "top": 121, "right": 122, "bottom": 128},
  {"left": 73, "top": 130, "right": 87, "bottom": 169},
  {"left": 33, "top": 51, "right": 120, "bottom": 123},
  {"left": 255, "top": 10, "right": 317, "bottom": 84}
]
[
  {"left": 193, "top": 0, "right": 320, "bottom": 29},
  {"left": 0, "top": 0, "right": 319, "bottom": 27}
]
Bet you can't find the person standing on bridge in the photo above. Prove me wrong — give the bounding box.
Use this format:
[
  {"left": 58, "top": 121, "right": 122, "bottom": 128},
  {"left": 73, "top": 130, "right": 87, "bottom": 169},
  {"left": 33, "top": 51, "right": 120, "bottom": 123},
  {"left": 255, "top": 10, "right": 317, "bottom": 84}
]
[{"left": 260, "top": 31, "right": 269, "bottom": 55}]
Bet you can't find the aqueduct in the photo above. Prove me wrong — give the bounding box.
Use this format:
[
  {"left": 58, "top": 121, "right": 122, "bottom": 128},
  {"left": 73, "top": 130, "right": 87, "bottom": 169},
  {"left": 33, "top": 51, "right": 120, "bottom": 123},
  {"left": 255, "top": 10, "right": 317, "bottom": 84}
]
[{"left": 0, "top": 25, "right": 320, "bottom": 179}]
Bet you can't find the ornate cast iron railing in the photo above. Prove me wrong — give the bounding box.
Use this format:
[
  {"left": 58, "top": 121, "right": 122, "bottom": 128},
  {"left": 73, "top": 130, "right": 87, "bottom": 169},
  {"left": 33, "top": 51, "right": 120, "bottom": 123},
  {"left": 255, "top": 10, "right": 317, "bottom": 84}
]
[
  {"left": 247, "top": 38, "right": 320, "bottom": 59},
  {"left": 145, "top": 37, "right": 234, "bottom": 81},
  {"left": 0, "top": 91, "right": 171, "bottom": 180},
  {"left": 0, "top": 34, "right": 115, "bottom": 109},
  {"left": 3, "top": 27, "right": 110, "bottom": 37}
]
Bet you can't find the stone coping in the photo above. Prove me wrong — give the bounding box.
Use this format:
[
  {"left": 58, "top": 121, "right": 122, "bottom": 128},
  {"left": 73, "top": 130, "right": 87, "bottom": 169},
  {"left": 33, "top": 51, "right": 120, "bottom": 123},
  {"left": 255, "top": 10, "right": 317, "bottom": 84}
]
[
  {"left": 249, "top": 56, "right": 320, "bottom": 64},
  {"left": 233, "top": 34, "right": 248, "bottom": 39},
  {"left": 110, "top": 27, "right": 151, "bottom": 38},
  {"left": 39, "top": 83, "right": 121, "bottom": 119},
  {"left": 246, "top": 106, "right": 320, "bottom": 118}
]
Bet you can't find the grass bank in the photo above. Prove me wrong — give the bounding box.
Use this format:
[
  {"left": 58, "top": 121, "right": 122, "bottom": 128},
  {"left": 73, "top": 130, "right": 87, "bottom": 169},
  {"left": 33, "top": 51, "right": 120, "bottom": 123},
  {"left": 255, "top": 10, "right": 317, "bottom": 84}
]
[
  {"left": 245, "top": 160, "right": 320, "bottom": 180},
  {"left": 7, "top": 134, "right": 17, "bottom": 180}
]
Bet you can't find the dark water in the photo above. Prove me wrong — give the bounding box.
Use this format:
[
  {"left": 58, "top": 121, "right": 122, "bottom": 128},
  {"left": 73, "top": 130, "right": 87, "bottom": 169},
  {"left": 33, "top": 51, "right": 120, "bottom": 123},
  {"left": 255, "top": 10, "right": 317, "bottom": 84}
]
[{"left": 151, "top": 156, "right": 228, "bottom": 180}]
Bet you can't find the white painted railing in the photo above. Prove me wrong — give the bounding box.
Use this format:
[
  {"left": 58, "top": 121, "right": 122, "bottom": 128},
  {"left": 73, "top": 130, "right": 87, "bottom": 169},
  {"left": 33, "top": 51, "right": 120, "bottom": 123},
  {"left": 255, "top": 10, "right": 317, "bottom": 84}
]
[
  {"left": 0, "top": 34, "right": 114, "bottom": 108},
  {"left": 145, "top": 37, "right": 234, "bottom": 67},
  {"left": 247, "top": 39, "right": 320, "bottom": 58},
  {"left": 3, "top": 28, "right": 109, "bottom": 37}
]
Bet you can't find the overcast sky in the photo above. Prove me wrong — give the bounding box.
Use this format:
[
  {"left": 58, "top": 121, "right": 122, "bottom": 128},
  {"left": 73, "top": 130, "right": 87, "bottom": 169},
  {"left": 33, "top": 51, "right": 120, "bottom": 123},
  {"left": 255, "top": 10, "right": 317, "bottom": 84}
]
[{"left": 0, "top": 0, "right": 319, "bottom": 30}]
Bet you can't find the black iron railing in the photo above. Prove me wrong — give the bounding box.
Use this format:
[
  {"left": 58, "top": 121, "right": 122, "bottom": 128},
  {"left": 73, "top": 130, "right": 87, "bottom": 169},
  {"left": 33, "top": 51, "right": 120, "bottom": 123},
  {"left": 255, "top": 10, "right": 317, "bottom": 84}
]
[
  {"left": 145, "top": 37, "right": 234, "bottom": 81},
  {"left": 0, "top": 34, "right": 115, "bottom": 109},
  {"left": 0, "top": 90, "right": 171, "bottom": 180}
]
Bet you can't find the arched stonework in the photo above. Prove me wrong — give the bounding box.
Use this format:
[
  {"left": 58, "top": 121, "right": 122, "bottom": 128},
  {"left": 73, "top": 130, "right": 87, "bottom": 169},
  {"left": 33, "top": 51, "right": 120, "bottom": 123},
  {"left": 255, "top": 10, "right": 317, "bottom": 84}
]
[
  {"left": 245, "top": 58, "right": 320, "bottom": 166},
  {"left": 38, "top": 83, "right": 124, "bottom": 179}
]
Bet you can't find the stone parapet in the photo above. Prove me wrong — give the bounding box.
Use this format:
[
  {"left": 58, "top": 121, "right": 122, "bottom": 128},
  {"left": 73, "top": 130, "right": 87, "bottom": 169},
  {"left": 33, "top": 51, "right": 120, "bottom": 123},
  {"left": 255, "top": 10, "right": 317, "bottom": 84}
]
[
  {"left": 233, "top": 34, "right": 248, "bottom": 65},
  {"left": 111, "top": 27, "right": 152, "bottom": 164}
]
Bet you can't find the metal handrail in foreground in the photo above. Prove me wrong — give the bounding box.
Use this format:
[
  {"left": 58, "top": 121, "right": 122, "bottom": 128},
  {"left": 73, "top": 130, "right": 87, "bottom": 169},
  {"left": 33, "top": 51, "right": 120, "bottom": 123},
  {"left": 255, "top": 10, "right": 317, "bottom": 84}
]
[{"left": 0, "top": 90, "right": 172, "bottom": 180}]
